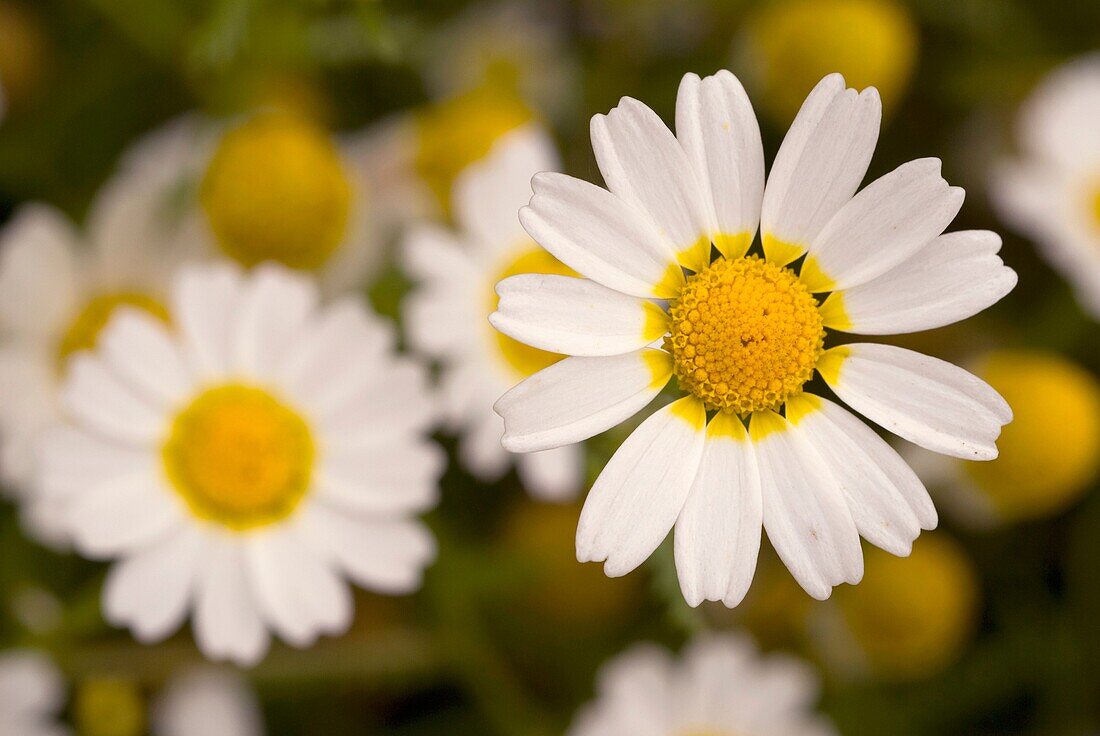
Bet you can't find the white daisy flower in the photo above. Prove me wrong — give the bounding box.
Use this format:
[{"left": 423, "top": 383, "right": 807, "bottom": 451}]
[
  {"left": 0, "top": 183, "right": 196, "bottom": 538},
  {"left": 492, "top": 71, "right": 1016, "bottom": 604},
  {"left": 404, "top": 125, "right": 584, "bottom": 501},
  {"left": 568, "top": 634, "right": 835, "bottom": 736},
  {"left": 0, "top": 650, "right": 69, "bottom": 736},
  {"left": 102, "top": 111, "right": 432, "bottom": 295},
  {"left": 35, "top": 262, "right": 441, "bottom": 666},
  {"left": 992, "top": 54, "right": 1100, "bottom": 318},
  {"left": 152, "top": 668, "right": 263, "bottom": 736}
]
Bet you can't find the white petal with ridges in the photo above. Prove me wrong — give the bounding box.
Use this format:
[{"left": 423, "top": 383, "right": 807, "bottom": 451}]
[
  {"left": 674, "top": 412, "right": 762, "bottom": 607},
  {"left": 801, "top": 158, "right": 965, "bottom": 292},
  {"left": 591, "top": 97, "right": 714, "bottom": 271},
  {"left": 490, "top": 274, "right": 668, "bottom": 357},
  {"left": 577, "top": 396, "right": 706, "bottom": 577},
  {"left": 751, "top": 409, "right": 863, "bottom": 600},
  {"left": 821, "top": 230, "right": 1017, "bottom": 334},
  {"left": 193, "top": 539, "right": 269, "bottom": 666},
  {"left": 496, "top": 349, "right": 673, "bottom": 452},
  {"left": 761, "top": 74, "right": 881, "bottom": 264},
  {"left": 521, "top": 173, "right": 683, "bottom": 298},
  {"left": 819, "top": 343, "right": 1011, "bottom": 460},
  {"left": 675, "top": 70, "right": 765, "bottom": 257}
]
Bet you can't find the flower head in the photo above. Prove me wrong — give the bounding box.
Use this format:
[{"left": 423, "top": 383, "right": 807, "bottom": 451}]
[{"left": 492, "top": 70, "right": 1016, "bottom": 604}]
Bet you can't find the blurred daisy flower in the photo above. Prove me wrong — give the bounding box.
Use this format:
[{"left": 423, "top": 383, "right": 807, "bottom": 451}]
[
  {"left": 739, "top": 0, "right": 918, "bottom": 123},
  {"left": 0, "top": 650, "right": 68, "bottom": 736},
  {"left": 104, "top": 110, "right": 431, "bottom": 294},
  {"left": 404, "top": 126, "right": 583, "bottom": 501},
  {"left": 914, "top": 349, "right": 1100, "bottom": 527},
  {"left": 35, "top": 263, "right": 441, "bottom": 665},
  {"left": 152, "top": 668, "right": 263, "bottom": 736},
  {"left": 568, "top": 633, "right": 835, "bottom": 736},
  {"left": 811, "top": 534, "right": 978, "bottom": 680},
  {"left": 0, "top": 190, "right": 196, "bottom": 538},
  {"left": 992, "top": 54, "right": 1100, "bottom": 318},
  {"left": 493, "top": 71, "right": 1016, "bottom": 603}
]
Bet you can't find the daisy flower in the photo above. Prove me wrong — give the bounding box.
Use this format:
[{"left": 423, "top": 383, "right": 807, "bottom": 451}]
[
  {"left": 568, "top": 633, "right": 834, "bottom": 736},
  {"left": 152, "top": 668, "right": 263, "bottom": 736},
  {"left": 0, "top": 650, "right": 68, "bottom": 736},
  {"left": 492, "top": 71, "right": 1016, "bottom": 604},
  {"left": 35, "top": 263, "right": 440, "bottom": 665},
  {"left": 992, "top": 54, "right": 1100, "bottom": 318},
  {"left": 0, "top": 185, "right": 195, "bottom": 538},
  {"left": 404, "top": 125, "right": 583, "bottom": 501}
]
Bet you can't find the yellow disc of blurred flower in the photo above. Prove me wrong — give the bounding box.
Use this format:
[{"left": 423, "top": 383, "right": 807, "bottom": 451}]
[
  {"left": 0, "top": 1, "right": 47, "bottom": 106},
  {"left": 503, "top": 501, "right": 637, "bottom": 625},
  {"left": 201, "top": 112, "right": 352, "bottom": 271},
  {"left": 832, "top": 534, "right": 978, "bottom": 680},
  {"left": 743, "top": 0, "right": 918, "bottom": 122},
  {"left": 964, "top": 350, "right": 1100, "bottom": 522},
  {"left": 56, "top": 291, "right": 170, "bottom": 370},
  {"left": 414, "top": 84, "right": 533, "bottom": 216},
  {"left": 75, "top": 678, "right": 145, "bottom": 736}
]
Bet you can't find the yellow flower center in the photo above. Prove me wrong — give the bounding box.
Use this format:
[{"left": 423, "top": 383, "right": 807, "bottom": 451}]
[
  {"left": 833, "top": 535, "right": 977, "bottom": 680},
  {"left": 74, "top": 678, "right": 145, "bottom": 736},
  {"left": 746, "top": 0, "right": 918, "bottom": 121},
  {"left": 666, "top": 256, "right": 825, "bottom": 414},
  {"left": 56, "top": 291, "right": 170, "bottom": 370},
  {"left": 162, "top": 384, "right": 315, "bottom": 531},
  {"left": 1090, "top": 184, "right": 1100, "bottom": 231},
  {"left": 201, "top": 113, "right": 352, "bottom": 271},
  {"left": 491, "top": 244, "right": 576, "bottom": 378},
  {"left": 964, "top": 350, "right": 1100, "bottom": 521},
  {"left": 414, "top": 84, "right": 532, "bottom": 215}
]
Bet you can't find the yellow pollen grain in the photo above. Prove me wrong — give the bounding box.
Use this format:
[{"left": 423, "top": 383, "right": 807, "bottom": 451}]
[
  {"left": 201, "top": 112, "right": 352, "bottom": 271},
  {"left": 162, "top": 384, "right": 314, "bottom": 531},
  {"left": 56, "top": 291, "right": 169, "bottom": 370},
  {"left": 491, "top": 244, "right": 577, "bottom": 378},
  {"left": 665, "top": 256, "right": 825, "bottom": 414}
]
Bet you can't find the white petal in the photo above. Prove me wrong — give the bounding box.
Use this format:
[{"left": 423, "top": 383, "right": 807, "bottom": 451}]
[
  {"left": 802, "top": 158, "right": 965, "bottom": 291},
  {"left": 36, "top": 426, "right": 148, "bottom": 499},
  {"left": 402, "top": 285, "right": 482, "bottom": 360},
  {"left": 60, "top": 356, "right": 164, "bottom": 445},
  {"left": 1017, "top": 54, "right": 1100, "bottom": 168},
  {"left": 193, "top": 539, "right": 270, "bottom": 666},
  {"left": 66, "top": 471, "right": 181, "bottom": 558},
  {"left": 400, "top": 225, "right": 480, "bottom": 288},
  {"left": 0, "top": 204, "right": 81, "bottom": 336},
  {"left": 299, "top": 504, "right": 436, "bottom": 594},
  {"left": 232, "top": 264, "right": 319, "bottom": 378},
  {"left": 577, "top": 396, "right": 706, "bottom": 577},
  {"left": 0, "top": 650, "right": 66, "bottom": 717},
  {"left": 675, "top": 70, "right": 765, "bottom": 257},
  {"left": 315, "top": 356, "right": 436, "bottom": 441},
  {"left": 761, "top": 74, "right": 881, "bottom": 264},
  {"left": 496, "top": 348, "right": 673, "bottom": 452},
  {"left": 459, "top": 408, "right": 511, "bottom": 481},
  {"left": 819, "top": 343, "right": 1012, "bottom": 460},
  {"left": 103, "top": 526, "right": 203, "bottom": 642},
  {"left": 98, "top": 310, "right": 194, "bottom": 406},
  {"left": 821, "top": 230, "right": 1017, "bottom": 334},
  {"left": 153, "top": 668, "right": 263, "bottom": 736},
  {"left": 454, "top": 125, "right": 560, "bottom": 256},
  {"left": 490, "top": 274, "right": 668, "bottom": 357},
  {"left": 591, "top": 97, "right": 714, "bottom": 271},
  {"left": 787, "top": 395, "right": 931, "bottom": 557},
  {"left": 521, "top": 172, "right": 683, "bottom": 299},
  {"left": 173, "top": 263, "right": 247, "bottom": 379},
  {"left": 751, "top": 409, "right": 863, "bottom": 600},
  {"left": 516, "top": 444, "right": 585, "bottom": 502},
  {"left": 246, "top": 527, "right": 353, "bottom": 647},
  {"left": 316, "top": 438, "right": 443, "bottom": 516},
  {"left": 674, "top": 412, "right": 762, "bottom": 607}
]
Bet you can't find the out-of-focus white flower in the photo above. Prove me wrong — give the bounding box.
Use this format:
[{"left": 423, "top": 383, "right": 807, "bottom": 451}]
[
  {"left": 0, "top": 650, "right": 69, "bottom": 736},
  {"left": 153, "top": 668, "right": 263, "bottom": 736},
  {"left": 492, "top": 71, "right": 1016, "bottom": 604},
  {"left": 104, "top": 111, "right": 433, "bottom": 296},
  {"left": 35, "top": 263, "right": 441, "bottom": 666},
  {"left": 419, "top": 1, "right": 580, "bottom": 123},
  {"left": 992, "top": 54, "right": 1100, "bottom": 317},
  {"left": 0, "top": 185, "right": 197, "bottom": 540},
  {"left": 568, "top": 633, "right": 835, "bottom": 736},
  {"left": 403, "top": 126, "right": 584, "bottom": 501}
]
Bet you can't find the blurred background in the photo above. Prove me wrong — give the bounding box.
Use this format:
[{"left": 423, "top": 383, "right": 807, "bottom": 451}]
[{"left": 1, "top": 0, "right": 1099, "bottom": 734}]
